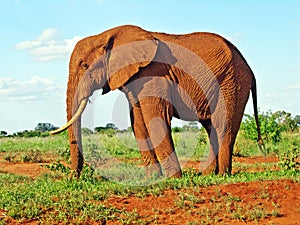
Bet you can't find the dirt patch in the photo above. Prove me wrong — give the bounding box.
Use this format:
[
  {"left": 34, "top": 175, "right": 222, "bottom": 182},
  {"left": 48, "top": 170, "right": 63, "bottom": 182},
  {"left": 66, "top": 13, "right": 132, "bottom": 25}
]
[
  {"left": 106, "top": 179, "right": 299, "bottom": 225},
  {"left": 233, "top": 156, "right": 279, "bottom": 164},
  {"left": 0, "top": 153, "right": 50, "bottom": 178},
  {"left": 0, "top": 161, "right": 50, "bottom": 178},
  {"left": 181, "top": 156, "right": 279, "bottom": 173}
]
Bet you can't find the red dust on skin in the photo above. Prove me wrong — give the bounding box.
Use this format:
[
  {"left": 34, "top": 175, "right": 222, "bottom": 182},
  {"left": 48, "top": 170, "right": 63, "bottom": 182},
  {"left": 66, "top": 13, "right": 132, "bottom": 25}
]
[{"left": 0, "top": 155, "right": 299, "bottom": 225}]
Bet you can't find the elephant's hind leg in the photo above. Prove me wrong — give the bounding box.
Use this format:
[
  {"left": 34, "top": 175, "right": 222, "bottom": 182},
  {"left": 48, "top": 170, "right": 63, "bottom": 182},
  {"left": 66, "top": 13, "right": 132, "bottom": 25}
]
[
  {"left": 130, "top": 104, "right": 163, "bottom": 178},
  {"left": 218, "top": 104, "right": 245, "bottom": 175},
  {"left": 217, "top": 135, "right": 234, "bottom": 175}
]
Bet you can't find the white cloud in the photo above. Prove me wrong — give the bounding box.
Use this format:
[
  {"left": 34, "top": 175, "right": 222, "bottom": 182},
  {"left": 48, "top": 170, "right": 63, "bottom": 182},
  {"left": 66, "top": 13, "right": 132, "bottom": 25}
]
[
  {"left": 0, "top": 76, "right": 64, "bottom": 101},
  {"left": 15, "top": 40, "right": 41, "bottom": 50},
  {"left": 15, "top": 28, "right": 82, "bottom": 61},
  {"left": 37, "top": 28, "right": 58, "bottom": 41},
  {"left": 285, "top": 83, "right": 300, "bottom": 90}
]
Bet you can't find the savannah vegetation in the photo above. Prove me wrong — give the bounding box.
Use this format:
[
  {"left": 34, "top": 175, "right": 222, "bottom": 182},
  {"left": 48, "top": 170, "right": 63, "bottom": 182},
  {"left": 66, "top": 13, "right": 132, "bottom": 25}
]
[{"left": 0, "top": 110, "right": 299, "bottom": 224}]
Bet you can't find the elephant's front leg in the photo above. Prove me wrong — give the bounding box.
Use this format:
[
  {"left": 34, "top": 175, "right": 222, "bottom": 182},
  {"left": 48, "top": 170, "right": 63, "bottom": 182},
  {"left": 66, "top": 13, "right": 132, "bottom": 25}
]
[
  {"left": 130, "top": 104, "right": 163, "bottom": 178},
  {"left": 139, "top": 98, "right": 182, "bottom": 178}
]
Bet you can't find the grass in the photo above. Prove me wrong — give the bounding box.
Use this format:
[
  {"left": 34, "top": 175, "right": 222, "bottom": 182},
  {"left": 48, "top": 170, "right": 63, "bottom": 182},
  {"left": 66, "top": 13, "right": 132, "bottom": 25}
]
[
  {"left": 0, "top": 132, "right": 70, "bottom": 163},
  {"left": 0, "top": 167, "right": 298, "bottom": 223},
  {"left": 0, "top": 129, "right": 299, "bottom": 224},
  {"left": 174, "top": 187, "right": 283, "bottom": 224}
]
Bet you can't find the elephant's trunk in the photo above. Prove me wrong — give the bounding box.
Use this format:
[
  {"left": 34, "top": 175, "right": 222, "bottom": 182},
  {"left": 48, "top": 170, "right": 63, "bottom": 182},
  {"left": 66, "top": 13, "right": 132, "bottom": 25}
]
[{"left": 49, "top": 98, "right": 88, "bottom": 135}]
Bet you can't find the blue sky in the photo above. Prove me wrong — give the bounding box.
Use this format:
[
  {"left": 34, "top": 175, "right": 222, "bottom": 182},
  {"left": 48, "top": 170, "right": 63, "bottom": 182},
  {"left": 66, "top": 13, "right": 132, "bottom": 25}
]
[{"left": 0, "top": 0, "right": 299, "bottom": 133}]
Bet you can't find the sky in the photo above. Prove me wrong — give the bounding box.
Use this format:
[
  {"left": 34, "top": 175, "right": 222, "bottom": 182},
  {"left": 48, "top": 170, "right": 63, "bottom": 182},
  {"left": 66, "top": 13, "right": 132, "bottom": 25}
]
[{"left": 0, "top": 0, "right": 299, "bottom": 134}]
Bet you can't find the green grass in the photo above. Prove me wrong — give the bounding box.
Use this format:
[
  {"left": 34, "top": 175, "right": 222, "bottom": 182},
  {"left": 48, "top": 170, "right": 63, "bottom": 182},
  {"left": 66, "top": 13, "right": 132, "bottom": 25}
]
[
  {"left": 0, "top": 129, "right": 299, "bottom": 224},
  {"left": 0, "top": 167, "right": 298, "bottom": 223},
  {"left": 0, "top": 132, "right": 70, "bottom": 162},
  {"left": 235, "top": 130, "right": 300, "bottom": 157},
  {"left": 0, "top": 134, "right": 68, "bottom": 153}
]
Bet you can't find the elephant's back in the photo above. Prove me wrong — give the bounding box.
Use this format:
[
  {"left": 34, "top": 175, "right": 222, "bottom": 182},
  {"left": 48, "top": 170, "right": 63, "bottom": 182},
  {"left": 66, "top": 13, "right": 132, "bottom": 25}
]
[
  {"left": 152, "top": 31, "right": 233, "bottom": 79},
  {"left": 152, "top": 32, "right": 232, "bottom": 60}
]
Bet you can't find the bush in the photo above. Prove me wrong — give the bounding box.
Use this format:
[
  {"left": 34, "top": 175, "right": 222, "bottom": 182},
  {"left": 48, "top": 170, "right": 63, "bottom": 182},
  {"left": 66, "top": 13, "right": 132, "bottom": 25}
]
[
  {"left": 12, "top": 130, "right": 50, "bottom": 138},
  {"left": 35, "top": 123, "right": 58, "bottom": 132},
  {"left": 241, "top": 111, "right": 282, "bottom": 144},
  {"left": 273, "top": 111, "right": 298, "bottom": 132},
  {"left": 278, "top": 147, "right": 300, "bottom": 171},
  {"left": 0, "top": 131, "right": 7, "bottom": 137},
  {"left": 82, "top": 128, "right": 94, "bottom": 135},
  {"left": 99, "top": 128, "right": 116, "bottom": 137},
  {"left": 172, "top": 126, "right": 182, "bottom": 133}
]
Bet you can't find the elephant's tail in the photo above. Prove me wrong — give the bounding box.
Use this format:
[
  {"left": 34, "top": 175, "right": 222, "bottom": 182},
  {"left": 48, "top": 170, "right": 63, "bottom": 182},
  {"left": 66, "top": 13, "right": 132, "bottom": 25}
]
[{"left": 251, "top": 76, "right": 265, "bottom": 153}]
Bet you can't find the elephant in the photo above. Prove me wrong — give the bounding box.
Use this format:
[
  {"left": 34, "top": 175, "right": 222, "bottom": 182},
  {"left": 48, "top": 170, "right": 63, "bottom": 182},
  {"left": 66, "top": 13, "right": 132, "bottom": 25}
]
[{"left": 50, "top": 25, "right": 263, "bottom": 178}]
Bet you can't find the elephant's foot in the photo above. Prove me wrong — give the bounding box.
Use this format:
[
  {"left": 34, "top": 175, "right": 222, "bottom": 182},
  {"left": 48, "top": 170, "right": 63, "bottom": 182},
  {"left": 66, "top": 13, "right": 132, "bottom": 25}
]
[
  {"left": 160, "top": 154, "right": 182, "bottom": 178},
  {"left": 69, "top": 169, "right": 81, "bottom": 179},
  {"left": 167, "top": 170, "right": 182, "bottom": 178},
  {"left": 200, "top": 159, "right": 218, "bottom": 175},
  {"left": 218, "top": 151, "right": 232, "bottom": 175},
  {"left": 70, "top": 149, "right": 84, "bottom": 178},
  {"left": 145, "top": 163, "right": 182, "bottom": 179},
  {"left": 145, "top": 163, "right": 163, "bottom": 178},
  {"left": 218, "top": 163, "right": 232, "bottom": 175}
]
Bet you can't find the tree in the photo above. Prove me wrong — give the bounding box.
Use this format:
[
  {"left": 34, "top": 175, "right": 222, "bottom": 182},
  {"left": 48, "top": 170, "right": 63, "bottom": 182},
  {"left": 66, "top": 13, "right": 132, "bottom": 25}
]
[
  {"left": 13, "top": 130, "right": 42, "bottom": 138},
  {"left": 182, "top": 122, "right": 199, "bottom": 132},
  {"left": 82, "top": 128, "right": 93, "bottom": 135},
  {"left": 0, "top": 130, "right": 7, "bottom": 137},
  {"left": 273, "top": 111, "right": 297, "bottom": 132},
  {"left": 94, "top": 123, "right": 118, "bottom": 137},
  {"left": 35, "top": 123, "right": 58, "bottom": 132},
  {"left": 172, "top": 126, "right": 182, "bottom": 133},
  {"left": 241, "top": 111, "right": 282, "bottom": 144},
  {"left": 105, "top": 123, "right": 118, "bottom": 130},
  {"left": 295, "top": 115, "right": 300, "bottom": 126}
]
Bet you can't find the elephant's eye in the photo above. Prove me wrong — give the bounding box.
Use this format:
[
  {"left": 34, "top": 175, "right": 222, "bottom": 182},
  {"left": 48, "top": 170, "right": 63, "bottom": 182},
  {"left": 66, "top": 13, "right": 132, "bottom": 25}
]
[{"left": 80, "top": 62, "right": 89, "bottom": 70}]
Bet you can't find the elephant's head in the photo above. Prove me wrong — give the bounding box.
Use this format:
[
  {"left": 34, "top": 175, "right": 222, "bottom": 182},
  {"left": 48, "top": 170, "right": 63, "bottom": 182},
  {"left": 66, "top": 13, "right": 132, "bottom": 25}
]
[{"left": 50, "top": 25, "right": 158, "bottom": 135}]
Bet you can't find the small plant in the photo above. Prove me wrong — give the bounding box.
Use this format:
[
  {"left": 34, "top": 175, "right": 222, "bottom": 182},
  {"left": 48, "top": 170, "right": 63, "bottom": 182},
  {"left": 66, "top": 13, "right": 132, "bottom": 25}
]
[
  {"left": 4, "top": 154, "right": 17, "bottom": 162},
  {"left": 175, "top": 192, "right": 205, "bottom": 209},
  {"left": 45, "top": 162, "right": 70, "bottom": 174},
  {"left": 80, "top": 164, "right": 98, "bottom": 182},
  {"left": 231, "top": 204, "right": 246, "bottom": 221},
  {"left": 21, "top": 149, "right": 43, "bottom": 163},
  {"left": 246, "top": 205, "right": 267, "bottom": 221},
  {"left": 271, "top": 202, "right": 282, "bottom": 218},
  {"left": 258, "top": 190, "right": 270, "bottom": 200},
  {"left": 278, "top": 147, "right": 300, "bottom": 171}
]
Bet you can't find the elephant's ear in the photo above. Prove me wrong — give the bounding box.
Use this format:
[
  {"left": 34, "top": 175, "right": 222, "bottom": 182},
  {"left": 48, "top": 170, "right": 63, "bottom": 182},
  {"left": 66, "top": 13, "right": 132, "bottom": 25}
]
[{"left": 105, "top": 26, "right": 158, "bottom": 90}]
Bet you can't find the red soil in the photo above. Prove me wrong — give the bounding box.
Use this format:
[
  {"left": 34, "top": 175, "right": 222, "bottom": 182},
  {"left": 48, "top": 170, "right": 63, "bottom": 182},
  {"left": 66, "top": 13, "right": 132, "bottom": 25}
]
[{"left": 0, "top": 155, "right": 299, "bottom": 224}]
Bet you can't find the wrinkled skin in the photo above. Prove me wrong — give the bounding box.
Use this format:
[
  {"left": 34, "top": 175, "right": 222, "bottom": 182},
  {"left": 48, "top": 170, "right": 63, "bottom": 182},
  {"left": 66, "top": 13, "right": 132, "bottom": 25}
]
[{"left": 61, "top": 25, "right": 262, "bottom": 178}]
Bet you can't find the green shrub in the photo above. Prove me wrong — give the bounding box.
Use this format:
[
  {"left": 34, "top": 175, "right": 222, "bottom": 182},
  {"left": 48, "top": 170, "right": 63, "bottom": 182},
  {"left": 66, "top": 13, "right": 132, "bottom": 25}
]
[
  {"left": 172, "top": 126, "right": 182, "bottom": 133},
  {"left": 241, "top": 111, "right": 282, "bottom": 144},
  {"left": 11, "top": 130, "right": 49, "bottom": 138},
  {"left": 278, "top": 147, "right": 300, "bottom": 171},
  {"left": 22, "top": 150, "right": 43, "bottom": 163},
  {"left": 273, "top": 111, "right": 298, "bottom": 132},
  {"left": 46, "top": 162, "right": 71, "bottom": 174}
]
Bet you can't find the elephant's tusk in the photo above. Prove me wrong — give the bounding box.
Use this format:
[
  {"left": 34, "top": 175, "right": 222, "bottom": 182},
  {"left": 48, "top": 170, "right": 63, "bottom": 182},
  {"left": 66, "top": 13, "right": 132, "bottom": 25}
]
[{"left": 50, "top": 98, "right": 88, "bottom": 135}]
